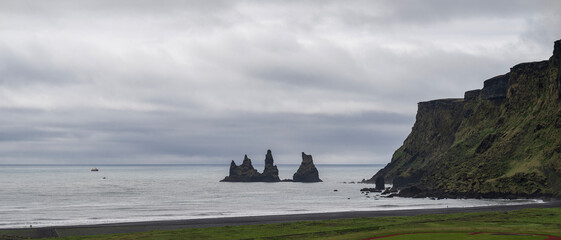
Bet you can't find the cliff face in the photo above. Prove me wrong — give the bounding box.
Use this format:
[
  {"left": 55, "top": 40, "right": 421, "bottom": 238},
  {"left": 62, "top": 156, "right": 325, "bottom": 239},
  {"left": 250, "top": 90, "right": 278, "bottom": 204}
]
[{"left": 366, "top": 40, "right": 561, "bottom": 198}]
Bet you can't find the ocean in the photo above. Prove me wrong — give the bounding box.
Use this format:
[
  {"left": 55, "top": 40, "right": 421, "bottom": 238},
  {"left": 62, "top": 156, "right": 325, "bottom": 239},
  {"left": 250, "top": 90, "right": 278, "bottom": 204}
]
[{"left": 0, "top": 164, "right": 541, "bottom": 229}]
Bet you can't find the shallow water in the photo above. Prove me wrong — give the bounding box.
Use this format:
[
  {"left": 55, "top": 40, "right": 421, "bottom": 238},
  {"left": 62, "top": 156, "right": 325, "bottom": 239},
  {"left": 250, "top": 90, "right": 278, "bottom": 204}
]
[{"left": 0, "top": 164, "right": 541, "bottom": 228}]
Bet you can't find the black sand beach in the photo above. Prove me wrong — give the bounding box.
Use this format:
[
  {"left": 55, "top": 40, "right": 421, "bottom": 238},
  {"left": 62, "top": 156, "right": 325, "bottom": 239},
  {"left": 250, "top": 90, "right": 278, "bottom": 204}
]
[{"left": 1, "top": 200, "right": 560, "bottom": 239}]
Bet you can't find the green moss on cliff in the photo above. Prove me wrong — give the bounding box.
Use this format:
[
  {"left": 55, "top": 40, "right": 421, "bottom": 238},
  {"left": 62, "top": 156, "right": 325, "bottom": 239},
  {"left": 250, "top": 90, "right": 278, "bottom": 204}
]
[{"left": 366, "top": 40, "right": 561, "bottom": 198}]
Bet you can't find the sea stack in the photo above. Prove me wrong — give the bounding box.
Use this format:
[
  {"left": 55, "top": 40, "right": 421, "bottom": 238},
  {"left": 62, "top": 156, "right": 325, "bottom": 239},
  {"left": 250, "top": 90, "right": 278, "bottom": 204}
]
[
  {"left": 375, "top": 176, "right": 385, "bottom": 190},
  {"left": 260, "top": 150, "right": 281, "bottom": 182},
  {"left": 293, "top": 152, "right": 322, "bottom": 182},
  {"left": 220, "top": 150, "right": 281, "bottom": 182},
  {"left": 221, "top": 155, "right": 260, "bottom": 182}
]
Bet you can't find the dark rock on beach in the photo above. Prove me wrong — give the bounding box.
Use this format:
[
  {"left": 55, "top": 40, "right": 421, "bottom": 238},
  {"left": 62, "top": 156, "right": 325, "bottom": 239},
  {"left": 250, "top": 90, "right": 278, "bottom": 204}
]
[
  {"left": 395, "top": 185, "right": 555, "bottom": 199},
  {"left": 293, "top": 152, "right": 322, "bottom": 182},
  {"left": 381, "top": 187, "right": 396, "bottom": 195},
  {"left": 360, "top": 188, "right": 382, "bottom": 193}
]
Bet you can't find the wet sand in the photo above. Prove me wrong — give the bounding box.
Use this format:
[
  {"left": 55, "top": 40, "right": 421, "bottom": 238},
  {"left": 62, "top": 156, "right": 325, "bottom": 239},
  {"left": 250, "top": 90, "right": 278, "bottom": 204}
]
[{"left": 2, "top": 200, "right": 560, "bottom": 239}]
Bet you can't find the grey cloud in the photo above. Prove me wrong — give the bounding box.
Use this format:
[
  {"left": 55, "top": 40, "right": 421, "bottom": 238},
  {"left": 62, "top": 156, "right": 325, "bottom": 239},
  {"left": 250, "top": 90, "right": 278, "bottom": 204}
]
[
  {"left": 384, "top": 0, "right": 536, "bottom": 23},
  {"left": 0, "top": 49, "right": 80, "bottom": 87},
  {"left": 0, "top": 107, "right": 413, "bottom": 164},
  {"left": 0, "top": 0, "right": 235, "bottom": 16},
  {"left": 0, "top": 128, "right": 60, "bottom": 142},
  {"left": 1, "top": 0, "right": 560, "bottom": 165},
  {"left": 521, "top": 1, "right": 561, "bottom": 49}
]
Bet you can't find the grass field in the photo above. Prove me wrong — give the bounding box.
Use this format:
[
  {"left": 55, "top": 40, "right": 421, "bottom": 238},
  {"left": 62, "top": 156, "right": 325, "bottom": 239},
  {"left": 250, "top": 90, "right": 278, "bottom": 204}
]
[
  {"left": 2, "top": 207, "right": 560, "bottom": 240},
  {"left": 364, "top": 232, "right": 560, "bottom": 240}
]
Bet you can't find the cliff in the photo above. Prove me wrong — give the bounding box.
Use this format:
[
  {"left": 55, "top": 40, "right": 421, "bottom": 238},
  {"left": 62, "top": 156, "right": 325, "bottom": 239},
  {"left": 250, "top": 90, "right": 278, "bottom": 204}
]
[
  {"left": 293, "top": 152, "right": 322, "bottom": 182},
  {"left": 365, "top": 40, "right": 561, "bottom": 198},
  {"left": 221, "top": 150, "right": 280, "bottom": 182}
]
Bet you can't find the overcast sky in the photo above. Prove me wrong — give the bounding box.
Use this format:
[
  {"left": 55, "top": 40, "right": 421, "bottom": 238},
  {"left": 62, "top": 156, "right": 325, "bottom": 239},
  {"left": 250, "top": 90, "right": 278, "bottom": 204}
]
[{"left": 1, "top": 0, "right": 560, "bottom": 165}]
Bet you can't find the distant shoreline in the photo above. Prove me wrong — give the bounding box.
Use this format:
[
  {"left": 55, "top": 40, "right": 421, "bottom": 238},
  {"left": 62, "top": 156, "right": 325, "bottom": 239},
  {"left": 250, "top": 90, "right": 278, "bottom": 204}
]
[{"left": 2, "top": 200, "right": 560, "bottom": 239}]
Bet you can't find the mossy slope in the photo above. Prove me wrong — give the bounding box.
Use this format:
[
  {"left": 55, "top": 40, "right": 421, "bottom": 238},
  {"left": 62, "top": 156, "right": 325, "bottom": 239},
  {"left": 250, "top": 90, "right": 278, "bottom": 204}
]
[{"left": 366, "top": 40, "right": 561, "bottom": 198}]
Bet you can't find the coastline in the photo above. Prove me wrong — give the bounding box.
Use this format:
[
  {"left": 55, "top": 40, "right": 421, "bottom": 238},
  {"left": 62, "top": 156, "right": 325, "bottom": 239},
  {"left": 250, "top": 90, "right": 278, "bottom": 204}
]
[{"left": 2, "top": 199, "right": 560, "bottom": 239}]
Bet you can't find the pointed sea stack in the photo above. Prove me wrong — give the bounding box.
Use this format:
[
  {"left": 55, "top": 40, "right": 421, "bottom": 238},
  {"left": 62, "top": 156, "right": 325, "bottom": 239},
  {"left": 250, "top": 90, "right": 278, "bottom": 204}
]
[
  {"left": 260, "top": 150, "right": 281, "bottom": 182},
  {"left": 293, "top": 152, "right": 322, "bottom": 182},
  {"left": 220, "top": 150, "right": 281, "bottom": 182}
]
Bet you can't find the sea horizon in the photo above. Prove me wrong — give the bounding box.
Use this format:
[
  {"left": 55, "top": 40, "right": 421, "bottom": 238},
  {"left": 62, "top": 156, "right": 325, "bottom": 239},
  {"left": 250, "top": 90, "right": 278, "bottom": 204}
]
[{"left": 0, "top": 163, "right": 387, "bottom": 166}]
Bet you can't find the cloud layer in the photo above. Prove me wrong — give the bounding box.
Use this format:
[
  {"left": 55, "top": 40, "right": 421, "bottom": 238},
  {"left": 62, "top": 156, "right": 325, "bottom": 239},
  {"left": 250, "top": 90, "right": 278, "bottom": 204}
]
[{"left": 1, "top": 0, "right": 560, "bottom": 164}]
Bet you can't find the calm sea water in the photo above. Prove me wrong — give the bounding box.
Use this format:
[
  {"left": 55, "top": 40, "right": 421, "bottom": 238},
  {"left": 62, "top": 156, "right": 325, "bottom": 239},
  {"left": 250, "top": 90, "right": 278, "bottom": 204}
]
[{"left": 0, "top": 164, "right": 541, "bottom": 229}]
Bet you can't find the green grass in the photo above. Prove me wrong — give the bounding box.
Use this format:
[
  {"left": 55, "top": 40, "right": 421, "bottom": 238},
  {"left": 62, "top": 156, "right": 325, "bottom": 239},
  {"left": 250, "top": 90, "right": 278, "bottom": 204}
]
[
  {"left": 32, "top": 207, "right": 561, "bottom": 240},
  {"left": 374, "top": 233, "right": 546, "bottom": 240}
]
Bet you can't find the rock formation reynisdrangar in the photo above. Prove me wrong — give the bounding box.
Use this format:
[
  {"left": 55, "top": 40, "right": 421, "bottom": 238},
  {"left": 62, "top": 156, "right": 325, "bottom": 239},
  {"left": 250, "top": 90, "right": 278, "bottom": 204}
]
[
  {"left": 221, "top": 150, "right": 280, "bottom": 182},
  {"left": 365, "top": 40, "right": 561, "bottom": 198},
  {"left": 261, "top": 150, "right": 281, "bottom": 182},
  {"left": 221, "top": 150, "right": 322, "bottom": 182},
  {"left": 293, "top": 152, "right": 322, "bottom": 182}
]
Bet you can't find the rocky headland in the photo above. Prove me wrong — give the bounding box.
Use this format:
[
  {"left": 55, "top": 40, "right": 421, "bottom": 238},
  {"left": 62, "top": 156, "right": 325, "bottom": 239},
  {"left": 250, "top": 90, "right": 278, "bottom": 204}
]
[
  {"left": 221, "top": 150, "right": 322, "bottom": 182},
  {"left": 364, "top": 40, "right": 561, "bottom": 199}
]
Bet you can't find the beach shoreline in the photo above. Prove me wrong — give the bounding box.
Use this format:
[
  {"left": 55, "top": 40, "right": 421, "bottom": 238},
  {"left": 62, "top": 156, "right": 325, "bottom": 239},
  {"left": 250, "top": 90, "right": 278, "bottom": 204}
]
[{"left": 2, "top": 199, "right": 560, "bottom": 239}]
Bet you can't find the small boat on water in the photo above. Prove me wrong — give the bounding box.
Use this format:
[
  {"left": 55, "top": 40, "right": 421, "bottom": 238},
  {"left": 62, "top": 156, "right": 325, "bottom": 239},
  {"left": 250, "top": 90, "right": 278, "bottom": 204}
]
[{"left": 91, "top": 168, "right": 99, "bottom": 172}]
